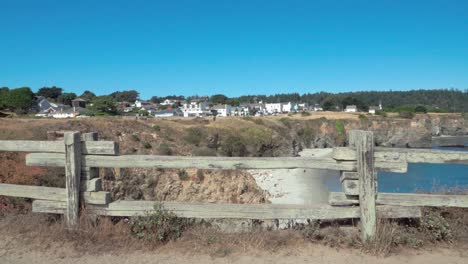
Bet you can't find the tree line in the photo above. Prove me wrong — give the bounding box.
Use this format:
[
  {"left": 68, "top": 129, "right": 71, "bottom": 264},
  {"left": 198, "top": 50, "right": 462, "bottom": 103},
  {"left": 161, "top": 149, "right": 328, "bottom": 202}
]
[{"left": 1, "top": 86, "right": 467, "bottom": 114}]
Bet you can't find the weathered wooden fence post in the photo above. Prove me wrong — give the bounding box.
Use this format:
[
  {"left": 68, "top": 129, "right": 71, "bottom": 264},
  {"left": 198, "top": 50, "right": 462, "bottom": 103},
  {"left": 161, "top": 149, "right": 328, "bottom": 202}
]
[
  {"left": 81, "top": 132, "right": 100, "bottom": 189},
  {"left": 64, "top": 131, "right": 82, "bottom": 229},
  {"left": 349, "top": 130, "right": 377, "bottom": 242}
]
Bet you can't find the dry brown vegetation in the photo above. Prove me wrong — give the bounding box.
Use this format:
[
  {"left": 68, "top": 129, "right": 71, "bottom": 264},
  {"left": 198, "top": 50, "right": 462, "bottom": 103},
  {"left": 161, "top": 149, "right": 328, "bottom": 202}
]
[{"left": 1, "top": 203, "right": 467, "bottom": 257}]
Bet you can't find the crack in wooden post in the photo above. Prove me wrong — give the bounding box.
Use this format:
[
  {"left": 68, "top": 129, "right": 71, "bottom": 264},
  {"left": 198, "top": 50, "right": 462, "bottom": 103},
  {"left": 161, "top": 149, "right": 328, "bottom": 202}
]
[
  {"left": 349, "top": 130, "right": 377, "bottom": 242},
  {"left": 64, "top": 131, "right": 81, "bottom": 230}
]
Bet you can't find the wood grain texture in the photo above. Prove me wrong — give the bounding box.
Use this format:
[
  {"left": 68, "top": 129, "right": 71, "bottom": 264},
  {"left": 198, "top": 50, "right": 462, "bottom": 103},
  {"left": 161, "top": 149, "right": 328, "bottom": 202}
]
[
  {"left": 26, "top": 153, "right": 357, "bottom": 170},
  {"left": 0, "top": 183, "right": 65, "bottom": 201},
  {"left": 0, "top": 140, "right": 118, "bottom": 155},
  {"left": 332, "top": 146, "right": 468, "bottom": 164},
  {"left": 64, "top": 132, "right": 81, "bottom": 229},
  {"left": 81, "top": 132, "right": 100, "bottom": 181},
  {"left": 0, "top": 183, "right": 108, "bottom": 204},
  {"left": 350, "top": 130, "right": 377, "bottom": 242},
  {"left": 342, "top": 179, "right": 359, "bottom": 196},
  {"left": 330, "top": 192, "right": 468, "bottom": 208},
  {"left": 32, "top": 200, "right": 421, "bottom": 219}
]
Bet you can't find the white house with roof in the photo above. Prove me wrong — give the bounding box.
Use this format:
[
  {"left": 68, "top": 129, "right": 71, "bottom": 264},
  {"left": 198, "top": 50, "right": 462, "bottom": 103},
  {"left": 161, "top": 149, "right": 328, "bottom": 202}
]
[
  {"left": 233, "top": 105, "right": 250, "bottom": 116},
  {"left": 282, "top": 102, "right": 292, "bottom": 113},
  {"left": 369, "top": 106, "right": 378, "bottom": 114},
  {"left": 182, "top": 101, "right": 210, "bottom": 117},
  {"left": 265, "top": 103, "right": 282, "bottom": 114},
  {"left": 345, "top": 105, "right": 357, "bottom": 113},
  {"left": 161, "top": 99, "right": 177, "bottom": 105},
  {"left": 313, "top": 104, "right": 323, "bottom": 111},
  {"left": 212, "top": 104, "right": 232, "bottom": 117}
]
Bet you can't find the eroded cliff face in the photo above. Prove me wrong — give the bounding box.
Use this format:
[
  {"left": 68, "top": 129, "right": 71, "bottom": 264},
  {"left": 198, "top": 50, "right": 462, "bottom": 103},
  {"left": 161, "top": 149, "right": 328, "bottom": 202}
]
[
  {"left": 289, "top": 116, "right": 433, "bottom": 150},
  {"left": 430, "top": 115, "right": 468, "bottom": 136}
]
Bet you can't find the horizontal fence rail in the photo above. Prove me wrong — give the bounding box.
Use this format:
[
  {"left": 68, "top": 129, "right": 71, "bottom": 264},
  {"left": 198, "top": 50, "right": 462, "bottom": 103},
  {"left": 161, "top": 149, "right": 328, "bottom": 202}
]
[
  {"left": 0, "top": 130, "right": 467, "bottom": 242},
  {"left": 32, "top": 200, "right": 422, "bottom": 220},
  {"left": 0, "top": 140, "right": 118, "bottom": 155}
]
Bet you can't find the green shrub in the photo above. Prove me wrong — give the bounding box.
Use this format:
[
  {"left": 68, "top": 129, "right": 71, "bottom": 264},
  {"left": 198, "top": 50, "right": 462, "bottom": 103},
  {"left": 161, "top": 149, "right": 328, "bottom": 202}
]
[
  {"left": 184, "top": 127, "right": 204, "bottom": 146},
  {"left": 421, "top": 212, "right": 452, "bottom": 241},
  {"left": 131, "top": 134, "right": 140, "bottom": 142},
  {"left": 129, "top": 204, "right": 191, "bottom": 242},
  {"left": 301, "top": 111, "right": 311, "bottom": 117},
  {"left": 221, "top": 135, "right": 247, "bottom": 157},
  {"left": 152, "top": 125, "right": 161, "bottom": 131},
  {"left": 177, "top": 169, "right": 189, "bottom": 181},
  {"left": 376, "top": 110, "right": 387, "bottom": 117},
  {"left": 414, "top": 105, "right": 428, "bottom": 113},
  {"left": 358, "top": 114, "right": 367, "bottom": 119},
  {"left": 158, "top": 143, "right": 172, "bottom": 155},
  {"left": 142, "top": 141, "right": 152, "bottom": 149}
]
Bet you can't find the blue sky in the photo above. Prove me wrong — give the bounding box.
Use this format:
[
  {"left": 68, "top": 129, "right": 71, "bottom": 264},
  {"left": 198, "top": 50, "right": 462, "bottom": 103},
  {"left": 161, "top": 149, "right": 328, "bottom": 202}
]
[{"left": 1, "top": 0, "right": 467, "bottom": 99}]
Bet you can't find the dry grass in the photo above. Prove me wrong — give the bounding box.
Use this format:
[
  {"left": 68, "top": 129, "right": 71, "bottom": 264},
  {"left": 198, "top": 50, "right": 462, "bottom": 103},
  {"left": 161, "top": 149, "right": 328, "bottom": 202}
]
[{"left": 1, "top": 206, "right": 468, "bottom": 257}]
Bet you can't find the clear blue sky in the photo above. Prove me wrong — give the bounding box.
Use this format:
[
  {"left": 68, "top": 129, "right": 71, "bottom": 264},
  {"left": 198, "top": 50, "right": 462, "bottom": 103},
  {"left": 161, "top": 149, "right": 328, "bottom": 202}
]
[{"left": 1, "top": 0, "right": 467, "bottom": 99}]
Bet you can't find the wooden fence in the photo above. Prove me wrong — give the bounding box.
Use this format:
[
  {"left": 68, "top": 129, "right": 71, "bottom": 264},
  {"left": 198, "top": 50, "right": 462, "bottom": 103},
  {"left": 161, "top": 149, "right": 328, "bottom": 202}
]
[{"left": 0, "top": 130, "right": 467, "bottom": 241}]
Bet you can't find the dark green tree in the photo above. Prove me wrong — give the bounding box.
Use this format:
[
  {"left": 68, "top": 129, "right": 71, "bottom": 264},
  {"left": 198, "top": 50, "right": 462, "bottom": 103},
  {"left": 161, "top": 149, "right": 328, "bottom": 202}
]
[
  {"left": 4, "top": 87, "right": 35, "bottom": 114},
  {"left": 322, "top": 99, "right": 335, "bottom": 111},
  {"left": 110, "top": 90, "right": 139, "bottom": 102},
  {"left": 57, "top": 93, "right": 77, "bottom": 106},
  {"left": 89, "top": 96, "right": 117, "bottom": 115},
  {"left": 37, "top": 86, "right": 63, "bottom": 100},
  {"left": 414, "top": 105, "right": 428, "bottom": 113},
  {"left": 79, "top": 90, "right": 96, "bottom": 101},
  {"left": 150, "top": 96, "right": 161, "bottom": 104},
  {"left": 0, "top": 87, "right": 9, "bottom": 109},
  {"left": 210, "top": 94, "right": 228, "bottom": 104}
]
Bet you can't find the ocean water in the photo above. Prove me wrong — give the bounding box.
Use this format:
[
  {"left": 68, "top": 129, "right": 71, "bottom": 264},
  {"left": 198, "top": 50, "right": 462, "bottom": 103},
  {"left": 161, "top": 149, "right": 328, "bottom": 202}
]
[{"left": 325, "top": 146, "right": 468, "bottom": 193}]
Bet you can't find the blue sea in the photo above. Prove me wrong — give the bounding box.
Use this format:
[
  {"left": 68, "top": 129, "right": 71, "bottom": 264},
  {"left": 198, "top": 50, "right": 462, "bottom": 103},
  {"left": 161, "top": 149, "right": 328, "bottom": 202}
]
[{"left": 326, "top": 146, "right": 468, "bottom": 193}]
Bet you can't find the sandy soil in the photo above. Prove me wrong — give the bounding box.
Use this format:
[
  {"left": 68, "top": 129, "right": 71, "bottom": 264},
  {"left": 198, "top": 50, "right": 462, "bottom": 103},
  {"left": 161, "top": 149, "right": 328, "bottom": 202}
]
[{"left": 1, "top": 232, "right": 467, "bottom": 264}]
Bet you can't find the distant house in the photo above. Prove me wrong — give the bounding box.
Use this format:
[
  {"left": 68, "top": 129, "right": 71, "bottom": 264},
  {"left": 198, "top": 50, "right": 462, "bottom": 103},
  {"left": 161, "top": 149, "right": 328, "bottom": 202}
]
[
  {"left": 281, "top": 102, "right": 292, "bottom": 113},
  {"left": 161, "top": 99, "right": 176, "bottom": 106},
  {"left": 246, "top": 103, "right": 265, "bottom": 116},
  {"left": 134, "top": 100, "right": 152, "bottom": 108},
  {"left": 313, "top": 104, "right": 323, "bottom": 111},
  {"left": 182, "top": 101, "right": 210, "bottom": 117},
  {"left": 345, "top": 105, "right": 357, "bottom": 113},
  {"left": 71, "top": 98, "right": 87, "bottom": 108},
  {"left": 140, "top": 104, "right": 158, "bottom": 115},
  {"left": 298, "top": 103, "right": 308, "bottom": 111},
  {"left": 212, "top": 104, "right": 232, "bottom": 117},
  {"left": 233, "top": 105, "right": 250, "bottom": 116},
  {"left": 154, "top": 109, "right": 183, "bottom": 118},
  {"left": 369, "top": 106, "right": 378, "bottom": 114},
  {"left": 265, "top": 103, "right": 282, "bottom": 114}
]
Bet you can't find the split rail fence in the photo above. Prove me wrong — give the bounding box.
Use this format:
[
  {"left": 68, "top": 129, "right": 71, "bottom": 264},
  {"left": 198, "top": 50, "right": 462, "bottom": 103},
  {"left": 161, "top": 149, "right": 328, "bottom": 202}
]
[{"left": 0, "top": 130, "right": 467, "bottom": 242}]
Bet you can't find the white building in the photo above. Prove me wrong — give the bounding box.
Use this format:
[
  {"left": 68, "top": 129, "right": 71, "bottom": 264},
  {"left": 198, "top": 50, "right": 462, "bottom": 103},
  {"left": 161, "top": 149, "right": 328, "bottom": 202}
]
[
  {"left": 282, "top": 102, "right": 292, "bottom": 113},
  {"left": 313, "top": 104, "right": 323, "bottom": 111},
  {"left": 233, "top": 105, "right": 250, "bottom": 116},
  {"left": 265, "top": 103, "right": 282, "bottom": 114},
  {"left": 369, "top": 106, "right": 378, "bottom": 115},
  {"left": 161, "top": 99, "right": 176, "bottom": 105},
  {"left": 212, "top": 104, "right": 232, "bottom": 117},
  {"left": 182, "top": 101, "right": 210, "bottom": 117},
  {"left": 345, "top": 105, "right": 357, "bottom": 113}
]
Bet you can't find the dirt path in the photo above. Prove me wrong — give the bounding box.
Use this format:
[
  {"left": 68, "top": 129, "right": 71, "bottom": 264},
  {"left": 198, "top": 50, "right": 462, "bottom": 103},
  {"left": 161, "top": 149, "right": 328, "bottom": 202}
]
[{"left": 1, "top": 233, "right": 467, "bottom": 264}]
